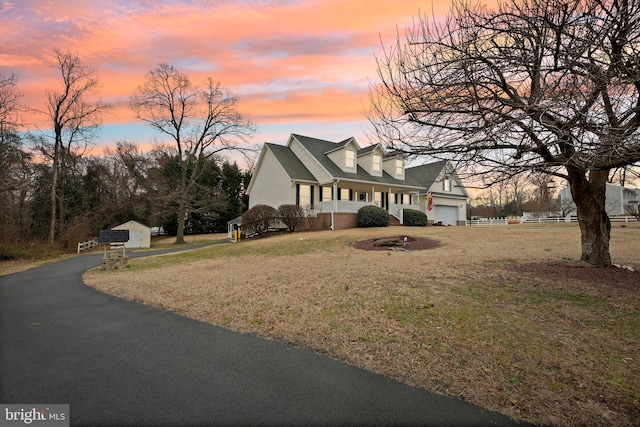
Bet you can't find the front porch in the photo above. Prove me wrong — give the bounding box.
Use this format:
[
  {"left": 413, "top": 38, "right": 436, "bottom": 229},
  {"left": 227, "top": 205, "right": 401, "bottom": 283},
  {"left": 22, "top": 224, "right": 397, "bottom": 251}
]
[
  {"left": 295, "top": 180, "right": 425, "bottom": 230},
  {"left": 314, "top": 200, "right": 420, "bottom": 226}
]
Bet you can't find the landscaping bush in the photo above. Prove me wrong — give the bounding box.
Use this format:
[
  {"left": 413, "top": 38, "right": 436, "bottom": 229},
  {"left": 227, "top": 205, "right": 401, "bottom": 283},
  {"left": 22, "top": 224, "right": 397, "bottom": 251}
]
[
  {"left": 357, "top": 205, "right": 389, "bottom": 228},
  {"left": 242, "top": 204, "right": 278, "bottom": 236},
  {"left": 403, "top": 209, "right": 428, "bottom": 226},
  {"left": 278, "top": 204, "right": 306, "bottom": 232}
]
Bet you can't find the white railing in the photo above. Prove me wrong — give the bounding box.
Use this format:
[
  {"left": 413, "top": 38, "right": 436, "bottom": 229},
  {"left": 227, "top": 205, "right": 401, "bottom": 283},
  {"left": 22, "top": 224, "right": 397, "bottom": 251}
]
[
  {"left": 77, "top": 238, "right": 98, "bottom": 254},
  {"left": 388, "top": 204, "right": 421, "bottom": 224},
  {"left": 611, "top": 215, "right": 638, "bottom": 223},
  {"left": 520, "top": 217, "right": 573, "bottom": 223},
  {"left": 520, "top": 215, "right": 637, "bottom": 224},
  {"left": 316, "top": 200, "right": 374, "bottom": 214},
  {"left": 466, "top": 218, "right": 509, "bottom": 226},
  {"left": 388, "top": 204, "right": 403, "bottom": 223}
]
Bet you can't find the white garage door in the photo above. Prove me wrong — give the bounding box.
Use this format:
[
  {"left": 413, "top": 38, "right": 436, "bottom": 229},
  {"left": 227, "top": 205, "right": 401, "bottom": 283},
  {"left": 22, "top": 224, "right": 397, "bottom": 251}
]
[
  {"left": 433, "top": 206, "right": 459, "bottom": 226},
  {"left": 125, "top": 230, "right": 143, "bottom": 248}
]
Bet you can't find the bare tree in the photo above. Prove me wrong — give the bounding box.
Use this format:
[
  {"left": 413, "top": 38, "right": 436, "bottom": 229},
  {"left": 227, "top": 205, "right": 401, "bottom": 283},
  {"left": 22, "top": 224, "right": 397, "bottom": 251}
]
[
  {"left": 130, "top": 64, "right": 256, "bottom": 244},
  {"left": 103, "top": 141, "right": 151, "bottom": 219},
  {"left": 36, "top": 48, "right": 108, "bottom": 244},
  {"left": 369, "top": 0, "right": 640, "bottom": 267},
  {"left": 0, "top": 72, "right": 32, "bottom": 247},
  {"left": 0, "top": 72, "right": 24, "bottom": 194},
  {"left": 0, "top": 72, "right": 21, "bottom": 140}
]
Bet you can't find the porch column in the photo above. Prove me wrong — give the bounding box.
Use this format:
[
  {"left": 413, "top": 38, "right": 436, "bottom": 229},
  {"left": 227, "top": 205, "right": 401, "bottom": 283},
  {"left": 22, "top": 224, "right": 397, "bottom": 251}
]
[{"left": 332, "top": 181, "right": 338, "bottom": 230}]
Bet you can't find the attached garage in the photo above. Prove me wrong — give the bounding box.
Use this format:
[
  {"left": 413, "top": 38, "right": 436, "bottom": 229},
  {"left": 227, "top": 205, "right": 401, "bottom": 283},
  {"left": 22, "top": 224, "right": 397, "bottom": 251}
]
[
  {"left": 112, "top": 220, "right": 151, "bottom": 248},
  {"left": 433, "top": 205, "right": 459, "bottom": 226}
]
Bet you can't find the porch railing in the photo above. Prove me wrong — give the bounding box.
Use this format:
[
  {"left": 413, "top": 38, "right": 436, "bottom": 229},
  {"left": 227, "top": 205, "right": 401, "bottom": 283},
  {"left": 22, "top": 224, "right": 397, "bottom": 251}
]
[
  {"left": 316, "top": 200, "right": 374, "bottom": 214},
  {"left": 316, "top": 201, "right": 420, "bottom": 224},
  {"left": 388, "top": 204, "right": 420, "bottom": 223}
]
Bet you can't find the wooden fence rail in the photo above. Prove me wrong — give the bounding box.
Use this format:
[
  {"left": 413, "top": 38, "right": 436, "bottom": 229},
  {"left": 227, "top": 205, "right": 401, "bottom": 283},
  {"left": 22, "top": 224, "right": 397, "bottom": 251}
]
[{"left": 77, "top": 238, "right": 99, "bottom": 254}]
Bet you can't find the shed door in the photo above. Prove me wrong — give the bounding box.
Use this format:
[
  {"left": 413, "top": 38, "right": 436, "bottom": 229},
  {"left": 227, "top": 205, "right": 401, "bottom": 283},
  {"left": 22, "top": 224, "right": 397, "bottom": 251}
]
[
  {"left": 125, "top": 230, "right": 143, "bottom": 248},
  {"left": 433, "top": 206, "right": 459, "bottom": 226}
]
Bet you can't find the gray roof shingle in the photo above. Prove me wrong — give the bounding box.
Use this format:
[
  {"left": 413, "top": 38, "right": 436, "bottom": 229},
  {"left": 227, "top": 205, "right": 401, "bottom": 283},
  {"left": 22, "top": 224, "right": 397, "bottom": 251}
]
[
  {"left": 266, "top": 143, "right": 316, "bottom": 182},
  {"left": 261, "top": 135, "right": 451, "bottom": 193},
  {"left": 404, "top": 160, "right": 448, "bottom": 189},
  {"left": 291, "top": 134, "right": 422, "bottom": 188}
]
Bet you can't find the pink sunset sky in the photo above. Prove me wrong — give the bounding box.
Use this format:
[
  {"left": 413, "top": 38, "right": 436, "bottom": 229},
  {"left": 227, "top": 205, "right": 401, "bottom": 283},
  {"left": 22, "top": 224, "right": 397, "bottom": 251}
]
[{"left": 1, "top": 0, "right": 492, "bottom": 160}]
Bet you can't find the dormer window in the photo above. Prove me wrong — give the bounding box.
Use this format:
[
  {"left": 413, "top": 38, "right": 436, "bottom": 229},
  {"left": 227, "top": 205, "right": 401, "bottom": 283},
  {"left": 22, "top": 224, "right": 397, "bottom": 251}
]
[
  {"left": 395, "top": 159, "right": 403, "bottom": 176},
  {"left": 372, "top": 154, "right": 381, "bottom": 173},
  {"left": 346, "top": 150, "right": 355, "bottom": 168}
]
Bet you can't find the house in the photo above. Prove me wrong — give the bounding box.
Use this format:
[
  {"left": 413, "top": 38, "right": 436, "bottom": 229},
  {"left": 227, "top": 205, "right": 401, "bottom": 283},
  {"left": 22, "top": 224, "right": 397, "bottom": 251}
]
[
  {"left": 246, "top": 134, "right": 469, "bottom": 230},
  {"left": 112, "top": 220, "right": 152, "bottom": 248},
  {"left": 560, "top": 183, "right": 640, "bottom": 218}
]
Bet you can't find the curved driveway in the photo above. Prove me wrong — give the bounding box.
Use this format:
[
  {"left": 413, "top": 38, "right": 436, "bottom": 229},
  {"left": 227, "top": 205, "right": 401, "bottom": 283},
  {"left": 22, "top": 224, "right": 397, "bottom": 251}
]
[{"left": 1, "top": 248, "right": 530, "bottom": 426}]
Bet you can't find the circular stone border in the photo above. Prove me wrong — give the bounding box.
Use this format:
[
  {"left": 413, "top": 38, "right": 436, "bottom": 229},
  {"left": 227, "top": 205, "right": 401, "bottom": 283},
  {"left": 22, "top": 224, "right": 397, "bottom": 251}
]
[{"left": 353, "top": 236, "right": 441, "bottom": 251}]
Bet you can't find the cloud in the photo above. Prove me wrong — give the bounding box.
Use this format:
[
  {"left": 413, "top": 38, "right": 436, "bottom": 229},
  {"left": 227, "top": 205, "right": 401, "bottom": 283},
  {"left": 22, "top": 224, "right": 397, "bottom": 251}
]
[{"left": 2, "top": 0, "right": 457, "bottom": 149}]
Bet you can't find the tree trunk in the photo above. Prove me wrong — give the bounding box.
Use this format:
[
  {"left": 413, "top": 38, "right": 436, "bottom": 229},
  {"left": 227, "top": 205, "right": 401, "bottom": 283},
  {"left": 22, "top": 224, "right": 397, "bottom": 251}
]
[
  {"left": 568, "top": 169, "right": 611, "bottom": 267},
  {"left": 48, "top": 140, "right": 60, "bottom": 245},
  {"left": 58, "top": 173, "right": 65, "bottom": 243},
  {"left": 174, "top": 165, "right": 188, "bottom": 245},
  {"left": 175, "top": 199, "right": 186, "bottom": 244}
]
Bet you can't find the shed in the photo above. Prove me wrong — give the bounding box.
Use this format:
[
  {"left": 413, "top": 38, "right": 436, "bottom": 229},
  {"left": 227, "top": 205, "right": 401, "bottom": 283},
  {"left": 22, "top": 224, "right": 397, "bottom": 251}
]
[
  {"left": 112, "top": 220, "right": 151, "bottom": 248},
  {"left": 227, "top": 216, "right": 242, "bottom": 241}
]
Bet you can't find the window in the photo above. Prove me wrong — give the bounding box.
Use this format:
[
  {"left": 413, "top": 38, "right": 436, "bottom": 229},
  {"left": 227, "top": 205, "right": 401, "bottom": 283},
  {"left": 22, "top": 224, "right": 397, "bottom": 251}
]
[
  {"left": 340, "top": 188, "right": 351, "bottom": 201},
  {"left": 299, "top": 184, "right": 311, "bottom": 207},
  {"left": 374, "top": 192, "right": 382, "bottom": 207},
  {"left": 395, "top": 159, "right": 403, "bottom": 176},
  {"left": 322, "top": 186, "right": 332, "bottom": 201},
  {"left": 443, "top": 179, "right": 452, "bottom": 192},
  {"left": 402, "top": 194, "right": 411, "bottom": 205},
  {"left": 345, "top": 150, "right": 355, "bottom": 168},
  {"left": 372, "top": 154, "right": 381, "bottom": 173}
]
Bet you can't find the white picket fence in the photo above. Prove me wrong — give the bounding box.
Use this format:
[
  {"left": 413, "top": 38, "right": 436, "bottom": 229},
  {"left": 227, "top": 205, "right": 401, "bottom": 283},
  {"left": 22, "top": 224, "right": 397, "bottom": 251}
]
[
  {"left": 77, "top": 238, "right": 99, "bottom": 253},
  {"left": 611, "top": 216, "right": 638, "bottom": 223},
  {"left": 521, "top": 215, "right": 637, "bottom": 224},
  {"left": 520, "top": 217, "right": 575, "bottom": 224},
  {"left": 467, "top": 215, "right": 637, "bottom": 226},
  {"left": 466, "top": 218, "right": 509, "bottom": 226}
]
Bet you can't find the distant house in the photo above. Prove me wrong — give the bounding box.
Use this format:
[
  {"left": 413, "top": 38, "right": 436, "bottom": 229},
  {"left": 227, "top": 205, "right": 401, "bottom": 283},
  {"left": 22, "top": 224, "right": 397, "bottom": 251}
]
[
  {"left": 112, "top": 220, "right": 151, "bottom": 248},
  {"left": 560, "top": 183, "right": 640, "bottom": 218},
  {"left": 246, "top": 134, "right": 469, "bottom": 230}
]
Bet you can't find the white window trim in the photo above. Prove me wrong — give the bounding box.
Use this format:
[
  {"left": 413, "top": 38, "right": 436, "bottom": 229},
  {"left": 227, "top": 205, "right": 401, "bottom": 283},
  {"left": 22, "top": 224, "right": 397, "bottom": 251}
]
[
  {"left": 395, "top": 159, "right": 403, "bottom": 176},
  {"left": 345, "top": 149, "right": 355, "bottom": 169},
  {"left": 372, "top": 154, "right": 381, "bottom": 173}
]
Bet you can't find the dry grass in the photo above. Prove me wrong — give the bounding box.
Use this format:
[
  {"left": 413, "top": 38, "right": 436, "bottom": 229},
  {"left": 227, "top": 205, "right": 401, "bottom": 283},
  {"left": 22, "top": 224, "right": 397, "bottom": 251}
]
[{"left": 84, "top": 224, "right": 640, "bottom": 426}]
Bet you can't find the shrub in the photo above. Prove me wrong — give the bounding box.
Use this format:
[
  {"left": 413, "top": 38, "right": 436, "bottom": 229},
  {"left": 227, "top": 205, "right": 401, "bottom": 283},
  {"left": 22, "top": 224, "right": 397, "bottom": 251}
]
[
  {"left": 403, "top": 209, "right": 428, "bottom": 226},
  {"left": 304, "top": 206, "right": 321, "bottom": 231},
  {"left": 242, "top": 204, "right": 278, "bottom": 236},
  {"left": 278, "top": 204, "right": 306, "bottom": 232},
  {"left": 357, "top": 205, "right": 389, "bottom": 228}
]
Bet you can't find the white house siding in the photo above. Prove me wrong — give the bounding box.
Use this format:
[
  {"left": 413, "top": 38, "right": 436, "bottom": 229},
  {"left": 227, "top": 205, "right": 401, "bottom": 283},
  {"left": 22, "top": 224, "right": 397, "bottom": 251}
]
[
  {"left": 112, "top": 220, "right": 151, "bottom": 248},
  {"left": 383, "top": 157, "right": 405, "bottom": 180},
  {"left": 561, "top": 183, "right": 640, "bottom": 217},
  {"left": 289, "top": 137, "right": 331, "bottom": 183},
  {"left": 417, "top": 167, "right": 468, "bottom": 226},
  {"left": 325, "top": 140, "right": 358, "bottom": 174},
  {"left": 248, "top": 148, "right": 294, "bottom": 209}
]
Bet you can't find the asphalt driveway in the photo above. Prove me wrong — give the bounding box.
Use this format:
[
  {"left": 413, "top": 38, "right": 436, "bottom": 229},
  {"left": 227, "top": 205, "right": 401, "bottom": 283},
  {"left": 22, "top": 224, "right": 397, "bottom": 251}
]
[{"left": 0, "top": 248, "right": 531, "bottom": 426}]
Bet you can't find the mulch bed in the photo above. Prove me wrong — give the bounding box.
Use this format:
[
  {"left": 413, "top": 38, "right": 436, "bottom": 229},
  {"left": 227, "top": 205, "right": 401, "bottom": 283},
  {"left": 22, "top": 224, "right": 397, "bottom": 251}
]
[
  {"left": 511, "top": 261, "right": 640, "bottom": 291},
  {"left": 353, "top": 236, "right": 441, "bottom": 251}
]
